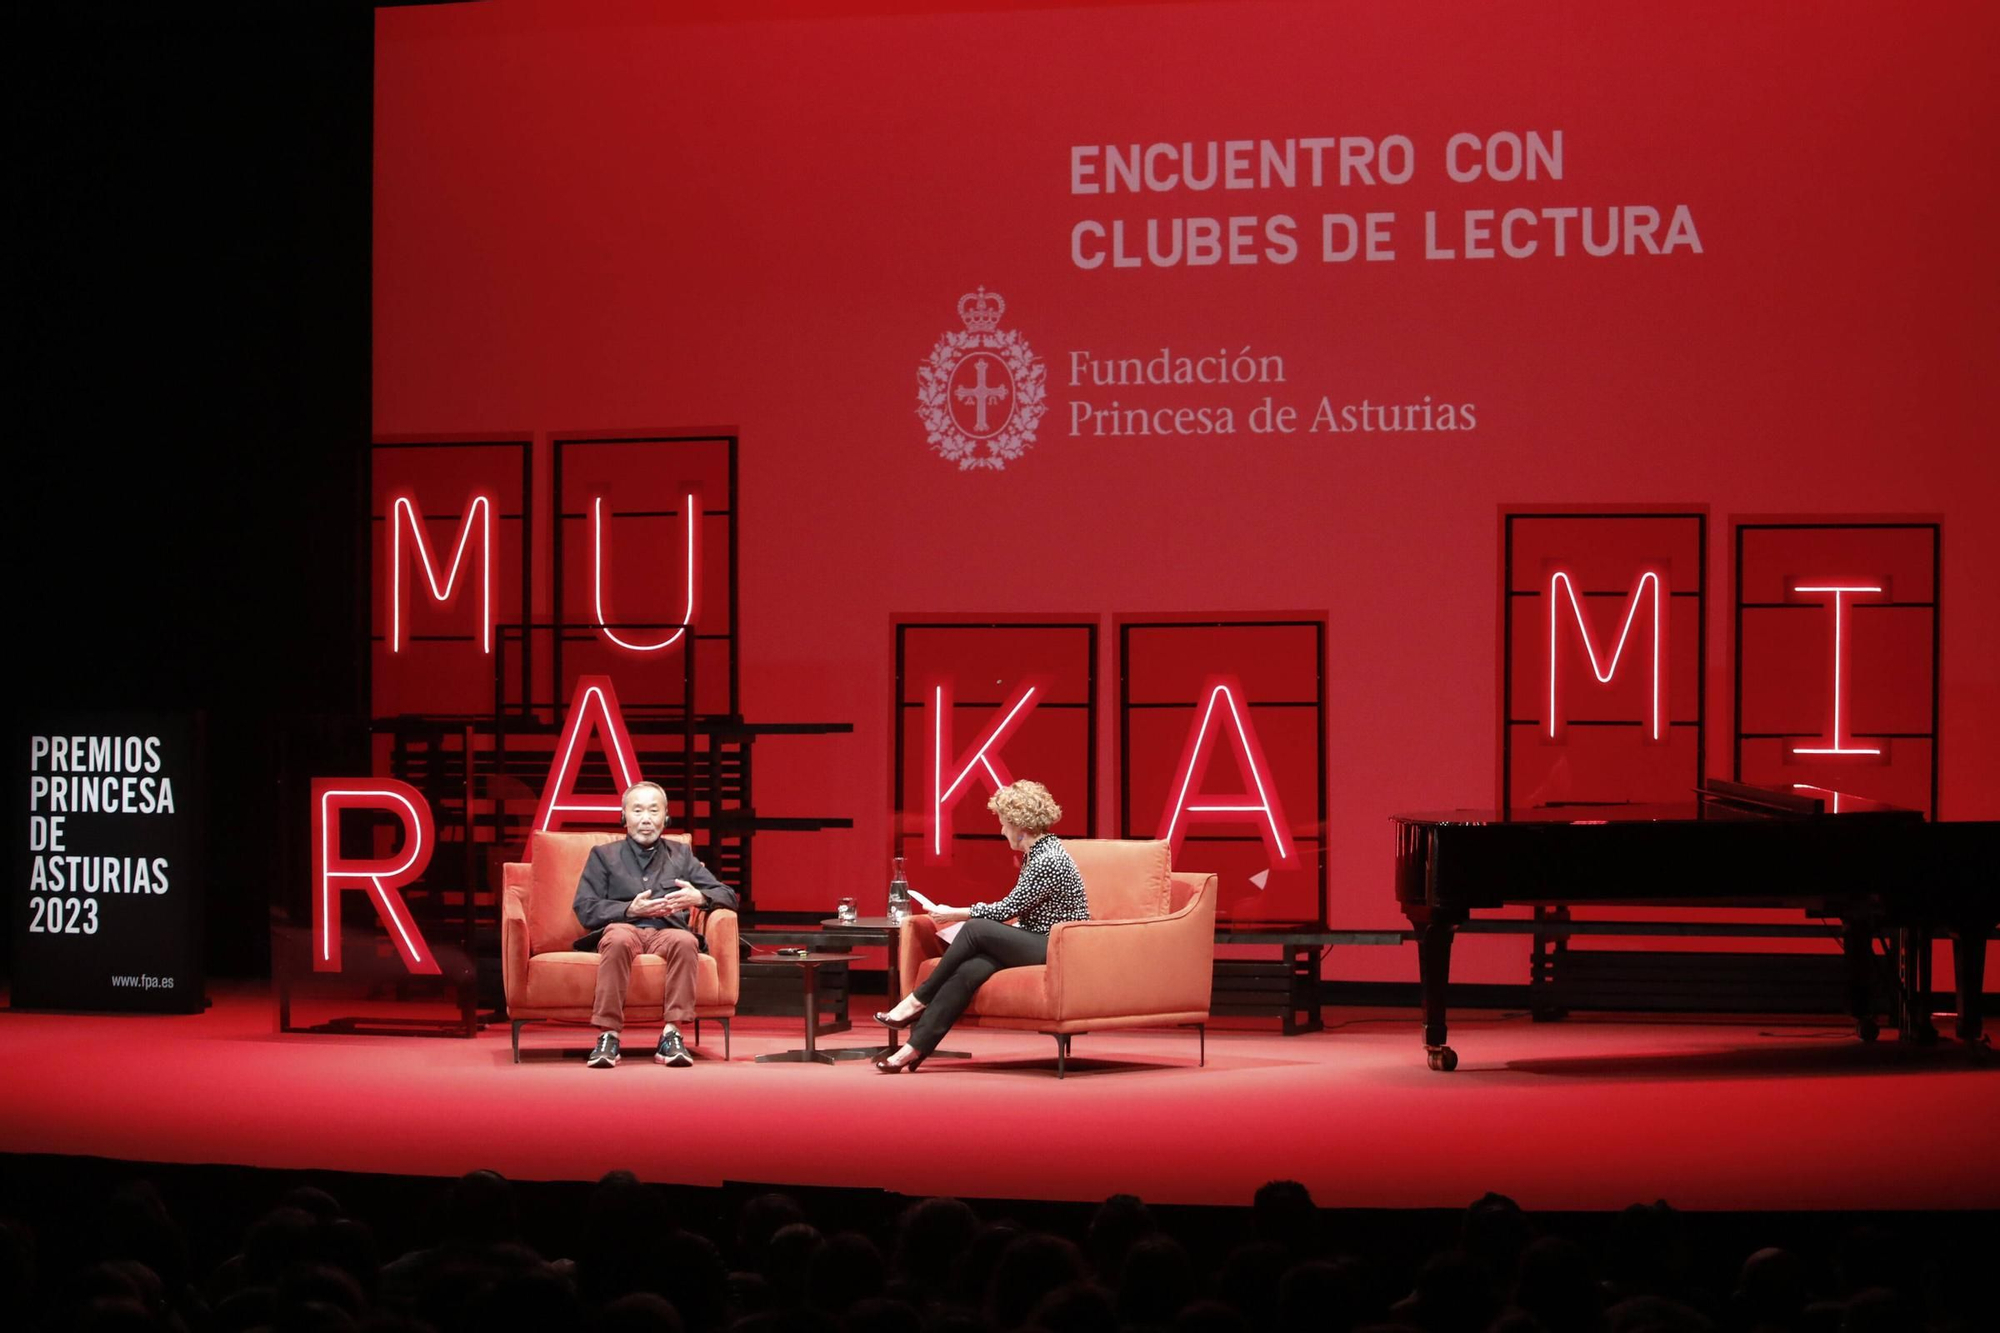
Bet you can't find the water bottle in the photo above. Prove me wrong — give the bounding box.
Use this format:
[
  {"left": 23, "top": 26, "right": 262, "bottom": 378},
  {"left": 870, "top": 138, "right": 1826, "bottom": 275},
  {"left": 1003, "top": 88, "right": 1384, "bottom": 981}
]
[{"left": 887, "top": 856, "right": 911, "bottom": 925}]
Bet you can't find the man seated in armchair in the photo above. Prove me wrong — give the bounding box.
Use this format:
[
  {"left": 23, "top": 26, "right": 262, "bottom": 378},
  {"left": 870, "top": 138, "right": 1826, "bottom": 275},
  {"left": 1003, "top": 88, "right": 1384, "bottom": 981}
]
[{"left": 573, "top": 781, "right": 738, "bottom": 1070}]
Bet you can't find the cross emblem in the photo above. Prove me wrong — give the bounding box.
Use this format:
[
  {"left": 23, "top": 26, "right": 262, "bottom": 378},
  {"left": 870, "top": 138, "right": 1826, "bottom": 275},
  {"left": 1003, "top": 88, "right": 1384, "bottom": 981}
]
[{"left": 954, "top": 359, "right": 1010, "bottom": 434}]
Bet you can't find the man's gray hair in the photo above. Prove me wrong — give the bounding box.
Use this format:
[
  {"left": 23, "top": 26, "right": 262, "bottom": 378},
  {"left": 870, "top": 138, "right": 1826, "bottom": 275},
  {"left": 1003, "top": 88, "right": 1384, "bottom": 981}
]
[{"left": 621, "top": 780, "right": 670, "bottom": 810}]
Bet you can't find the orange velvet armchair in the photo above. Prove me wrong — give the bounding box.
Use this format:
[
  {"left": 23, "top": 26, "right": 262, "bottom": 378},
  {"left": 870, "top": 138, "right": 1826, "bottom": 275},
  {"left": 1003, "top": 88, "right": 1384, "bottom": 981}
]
[
  {"left": 895, "top": 839, "right": 1216, "bottom": 1076},
  {"left": 501, "top": 830, "right": 740, "bottom": 1062}
]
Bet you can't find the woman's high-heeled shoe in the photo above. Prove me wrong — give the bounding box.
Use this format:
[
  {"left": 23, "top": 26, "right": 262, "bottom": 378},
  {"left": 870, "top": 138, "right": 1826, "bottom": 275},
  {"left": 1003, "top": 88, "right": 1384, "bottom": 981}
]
[
  {"left": 871, "top": 1048, "right": 928, "bottom": 1074},
  {"left": 873, "top": 1003, "right": 924, "bottom": 1027}
]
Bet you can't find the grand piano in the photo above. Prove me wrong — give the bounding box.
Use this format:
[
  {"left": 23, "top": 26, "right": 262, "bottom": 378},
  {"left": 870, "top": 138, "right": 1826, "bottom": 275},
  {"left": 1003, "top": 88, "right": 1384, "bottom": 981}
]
[{"left": 1393, "top": 781, "right": 1995, "bottom": 1070}]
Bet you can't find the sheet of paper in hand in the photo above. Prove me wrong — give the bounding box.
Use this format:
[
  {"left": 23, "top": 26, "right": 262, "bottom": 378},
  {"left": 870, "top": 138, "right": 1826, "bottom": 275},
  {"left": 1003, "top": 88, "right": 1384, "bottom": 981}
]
[{"left": 905, "top": 888, "right": 963, "bottom": 944}]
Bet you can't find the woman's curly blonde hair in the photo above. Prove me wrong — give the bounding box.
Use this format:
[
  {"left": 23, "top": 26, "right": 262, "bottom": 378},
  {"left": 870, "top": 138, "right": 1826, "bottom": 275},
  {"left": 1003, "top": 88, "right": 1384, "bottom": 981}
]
[{"left": 987, "top": 779, "right": 1063, "bottom": 833}]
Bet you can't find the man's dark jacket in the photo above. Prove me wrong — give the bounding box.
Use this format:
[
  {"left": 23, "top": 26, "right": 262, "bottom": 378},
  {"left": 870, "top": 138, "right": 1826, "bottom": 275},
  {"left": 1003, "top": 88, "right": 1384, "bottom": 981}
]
[{"left": 571, "top": 837, "right": 738, "bottom": 952}]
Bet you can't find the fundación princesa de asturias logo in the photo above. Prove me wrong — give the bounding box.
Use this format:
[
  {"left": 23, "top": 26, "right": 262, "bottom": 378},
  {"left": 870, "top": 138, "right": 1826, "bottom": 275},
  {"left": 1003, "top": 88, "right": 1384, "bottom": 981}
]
[{"left": 916, "top": 287, "right": 1048, "bottom": 470}]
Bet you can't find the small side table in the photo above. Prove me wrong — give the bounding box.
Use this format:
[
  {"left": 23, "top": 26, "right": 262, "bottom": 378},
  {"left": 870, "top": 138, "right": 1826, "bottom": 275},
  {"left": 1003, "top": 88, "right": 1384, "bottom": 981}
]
[
  {"left": 812, "top": 917, "right": 903, "bottom": 1061},
  {"left": 754, "top": 952, "right": 858, "bottom": 1065},
  {"left": 817, "top": 916, "right": 968, "bottom": 1062}
]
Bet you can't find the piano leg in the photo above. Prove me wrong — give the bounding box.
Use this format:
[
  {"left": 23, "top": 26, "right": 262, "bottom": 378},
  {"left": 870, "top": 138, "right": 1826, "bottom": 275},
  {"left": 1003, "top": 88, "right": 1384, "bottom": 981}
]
[
  {"left": 1951, "top": 923, "right": 1991, "bottom": 1046},
  {"left": 1840, "top": 920, "right": 1880, "bottom": 1043},
  {"left": 1413, "top": 915, "right": 1459, "bottom": 1071},
  {"left": 1529, "top": 905, "right": 1570, "bottom": 1023},
  {"left": 1895, "top": 928, "right": 1939, "bottom": 1045}
]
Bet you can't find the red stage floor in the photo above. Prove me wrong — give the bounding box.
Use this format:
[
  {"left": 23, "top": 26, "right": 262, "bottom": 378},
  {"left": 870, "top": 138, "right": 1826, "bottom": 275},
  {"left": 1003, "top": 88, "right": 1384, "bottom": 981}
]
[{"left": 3, "top": 987, "right": 1995, "bottom": 1212}]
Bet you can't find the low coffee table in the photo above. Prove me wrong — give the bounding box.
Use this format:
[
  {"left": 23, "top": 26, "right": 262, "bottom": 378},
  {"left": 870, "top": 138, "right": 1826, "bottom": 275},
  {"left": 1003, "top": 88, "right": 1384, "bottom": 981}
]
[{"left": 753, "top": 951, "right": 858, "bottom": 1065}]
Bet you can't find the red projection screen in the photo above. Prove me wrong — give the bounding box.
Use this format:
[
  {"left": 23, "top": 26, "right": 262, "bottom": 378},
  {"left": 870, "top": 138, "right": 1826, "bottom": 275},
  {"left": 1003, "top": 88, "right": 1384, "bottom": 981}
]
[{"left": 374, "top": 1, "right": 1999, "bottom": 987}]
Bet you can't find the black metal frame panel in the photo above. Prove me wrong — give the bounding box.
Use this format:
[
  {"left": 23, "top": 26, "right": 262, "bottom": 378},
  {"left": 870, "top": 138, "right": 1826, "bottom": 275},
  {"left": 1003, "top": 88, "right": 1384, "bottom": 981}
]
[
  {"left": 1731, "top": 519, "right": 1941, "bottom": 818},
  {"left": 550, "top": 432, "right": 740, "bottom": 719},
  {"left": 1117, "top": 616, "right": 1330, "bottom": 933},
  {"left": 368, "top": 438, "right": 536, "bottom": 706},
  {"left": 1500, "top": 509, "right": 1708, "bottom": 814},
  {"left": 892, "top": 619, "right": 1100, "bottom": 863}
]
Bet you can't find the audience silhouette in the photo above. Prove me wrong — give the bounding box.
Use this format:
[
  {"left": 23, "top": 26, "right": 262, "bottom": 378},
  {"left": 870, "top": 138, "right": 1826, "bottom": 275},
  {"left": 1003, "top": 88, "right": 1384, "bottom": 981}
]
[{"left": 0, "top": 1171, "right": 1985, "bottom": 1333}]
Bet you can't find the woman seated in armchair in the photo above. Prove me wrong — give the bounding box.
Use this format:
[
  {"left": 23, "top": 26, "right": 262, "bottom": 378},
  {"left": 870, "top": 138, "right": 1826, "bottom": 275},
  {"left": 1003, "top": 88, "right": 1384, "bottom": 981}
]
[{"left": 873, "top": 779, "right": 1089, "bottom": 1072}]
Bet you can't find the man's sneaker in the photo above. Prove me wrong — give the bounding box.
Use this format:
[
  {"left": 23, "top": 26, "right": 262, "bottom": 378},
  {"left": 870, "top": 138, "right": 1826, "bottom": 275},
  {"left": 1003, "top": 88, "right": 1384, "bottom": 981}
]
[
  {"left": 654, "top": 1029, "right": 693, "bottom": 1067},
  {"left": 586, "top": 1032, "right": 620, "bottom": 1068}
]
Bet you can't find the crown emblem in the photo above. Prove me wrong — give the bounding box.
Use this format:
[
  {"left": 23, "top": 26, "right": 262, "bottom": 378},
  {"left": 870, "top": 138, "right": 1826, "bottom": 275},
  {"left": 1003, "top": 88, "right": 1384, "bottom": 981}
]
[
  {"left": 957, "top": 286, "right": 1006, "bottom": 333},
  {"left": 919, "top": 284, "right": 1047, "bottom": 470}
]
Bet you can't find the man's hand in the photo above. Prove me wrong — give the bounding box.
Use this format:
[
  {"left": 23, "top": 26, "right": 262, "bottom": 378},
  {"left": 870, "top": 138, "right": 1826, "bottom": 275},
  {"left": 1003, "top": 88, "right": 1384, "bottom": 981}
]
[
  {"left": 658, "top": 881, "right": 706, "bottom": 912},
  {"left": 927, "top": 904, "right": 973, "bottom": 926},
  {"left": 627, "top": 892, "right": 676, "bottom": 919}
]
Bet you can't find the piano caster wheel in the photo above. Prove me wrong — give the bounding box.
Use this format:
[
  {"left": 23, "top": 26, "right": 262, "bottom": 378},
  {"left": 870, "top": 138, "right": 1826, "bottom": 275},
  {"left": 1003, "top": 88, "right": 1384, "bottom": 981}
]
[
  {"left": 1857, "top": 1019, "right": 1879, "bottom": 1043},
  {"left": 1426, "top": 1045, "right": 1458, "bottom": 1072}
]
